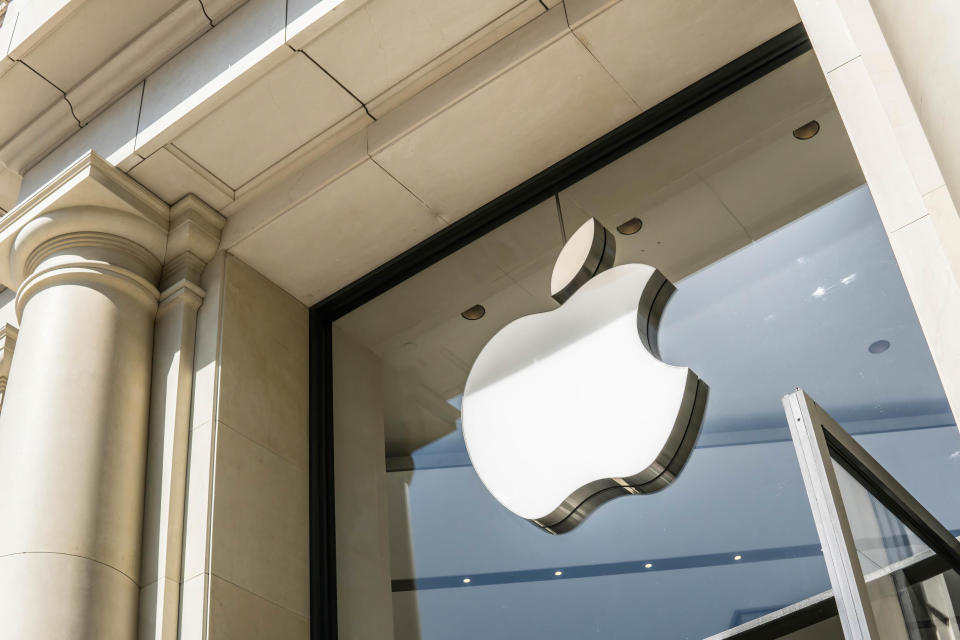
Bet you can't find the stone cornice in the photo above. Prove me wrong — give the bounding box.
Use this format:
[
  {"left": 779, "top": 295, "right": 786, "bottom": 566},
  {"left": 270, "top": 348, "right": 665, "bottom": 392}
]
[
  {"left": 0, "top": 100, "right": 79, "bottom": 176},
  {"left": 0, "top": 0, "right": 226, "bottom": 173},
  {"left": 65, "top": 2, "right": 212, "bottom": 126},
  {"left": 4, "top": 151, "right": 168, "bottom": 230},
  {"left": 0, "top": 152, "right": 170, "bottom": 288}
]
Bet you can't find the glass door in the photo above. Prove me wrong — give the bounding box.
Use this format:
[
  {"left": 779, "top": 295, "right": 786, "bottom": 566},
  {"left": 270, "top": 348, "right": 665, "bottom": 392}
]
[{"left": 780, "top": 390, "right": 960, "bottom": 640}]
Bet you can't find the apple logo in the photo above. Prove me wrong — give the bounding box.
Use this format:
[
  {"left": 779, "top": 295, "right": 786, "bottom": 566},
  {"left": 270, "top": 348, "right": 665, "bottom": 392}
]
[{"left": 462, "top": 218, "right": 708, "bottom": 534}]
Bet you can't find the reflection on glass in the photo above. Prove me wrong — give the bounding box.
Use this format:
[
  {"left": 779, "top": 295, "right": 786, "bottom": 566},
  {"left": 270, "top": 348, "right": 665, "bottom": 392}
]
[
  {"left": 332, "top": 181, "right": 960, "bottom": 640},
  {"left": 832, "top": 459, "right": 960, "bottom": 639}
]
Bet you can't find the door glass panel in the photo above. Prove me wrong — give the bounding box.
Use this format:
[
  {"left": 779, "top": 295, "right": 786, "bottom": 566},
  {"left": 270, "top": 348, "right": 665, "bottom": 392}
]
[{"left": 832, "top": 459, "right": 960, "bottom": 639}]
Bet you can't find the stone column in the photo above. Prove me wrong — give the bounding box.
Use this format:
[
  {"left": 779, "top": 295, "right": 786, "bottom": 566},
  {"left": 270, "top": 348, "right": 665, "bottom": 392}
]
[
  {"left": 139, "top": 195, "right": 224, "bottom": 640},
  {"left": 0, "top": 153, "right": 170, "bottom": 638},
  {"left": 795, "top": 0, "right": 960, "bottom": 423}
]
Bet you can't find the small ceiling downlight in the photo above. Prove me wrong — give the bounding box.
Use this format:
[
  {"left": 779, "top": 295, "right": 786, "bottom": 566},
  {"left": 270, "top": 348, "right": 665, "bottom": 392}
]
[
  {"left": 868, "top": 339, "right": 890, "bottom": 354},
  {"left": 461, "top": 304, "right": 486, "bottom": 321},
  {"left": 616, "top": 217, "right": 643, "bottom": 235},
  {"left": 793, "top": 120, "right": 820, "bottom": 140}
]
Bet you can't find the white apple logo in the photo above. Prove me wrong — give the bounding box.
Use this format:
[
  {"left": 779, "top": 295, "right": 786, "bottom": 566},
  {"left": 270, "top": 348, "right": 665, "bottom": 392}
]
[{"left": 462, "top": 218, "right": 707, "bottom": 534}]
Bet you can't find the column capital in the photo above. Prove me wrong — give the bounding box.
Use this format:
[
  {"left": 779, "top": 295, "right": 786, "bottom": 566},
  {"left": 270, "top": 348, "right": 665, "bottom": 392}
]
[
  {"left": 160, "top": 194, "right": 225, "bottom": 297},
  {"left": 0, "top": 152, "right": 170, "bottom": 289}
]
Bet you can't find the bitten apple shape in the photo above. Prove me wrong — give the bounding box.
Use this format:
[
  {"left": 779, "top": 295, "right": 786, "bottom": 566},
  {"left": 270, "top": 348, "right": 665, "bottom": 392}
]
[{"left": 462, "top": 218, "right": 707, "bottom": 534}]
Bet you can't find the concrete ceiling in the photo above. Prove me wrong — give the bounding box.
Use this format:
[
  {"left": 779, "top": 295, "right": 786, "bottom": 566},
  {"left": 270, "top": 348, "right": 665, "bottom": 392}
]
[{"left": 213, "top": 0, "right": 801, "bottom": 304}]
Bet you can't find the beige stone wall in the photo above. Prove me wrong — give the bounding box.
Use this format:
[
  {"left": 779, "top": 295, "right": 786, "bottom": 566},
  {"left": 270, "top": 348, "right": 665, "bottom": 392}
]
[
  {"left": 181, "top": 253, "right": 310, "bottom": 639},
  {"left": 867, "top": 0, "right": 960, "bottom": 214},
  {"left": 332, "top": 327, "right": 395, "bottom": 640},
  {"left": 795, "top": 0, "right": 960, "bottom": 423}
]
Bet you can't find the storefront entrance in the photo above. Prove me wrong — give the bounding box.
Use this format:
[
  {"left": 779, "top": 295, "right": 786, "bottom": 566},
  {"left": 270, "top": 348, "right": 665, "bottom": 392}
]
[
  {"left": 316, "top": 29, "right": 960, "bottom": 640},
  {"left": 716, "top": 391, "right": 960, "bottom": 639}
]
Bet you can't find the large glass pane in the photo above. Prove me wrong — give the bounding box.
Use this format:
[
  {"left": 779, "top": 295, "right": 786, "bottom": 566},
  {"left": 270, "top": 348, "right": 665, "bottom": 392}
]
[
  {"left": 832, "top": 459, "right": 960, "bottom": 639},
  {"left": 660, "top": 187, "right": 960, "bottom": 534},
  {"left": 334, "top": 183, "right": 959, "bottom": 639},
  {"left": 332, "top": 51, "right": 959, "bottom": 639}
]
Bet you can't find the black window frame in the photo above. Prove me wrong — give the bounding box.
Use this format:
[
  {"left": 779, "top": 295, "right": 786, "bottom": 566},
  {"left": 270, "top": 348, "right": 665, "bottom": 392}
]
[{"left": 307, "top": 25, "right": 812, "bottom": 639}]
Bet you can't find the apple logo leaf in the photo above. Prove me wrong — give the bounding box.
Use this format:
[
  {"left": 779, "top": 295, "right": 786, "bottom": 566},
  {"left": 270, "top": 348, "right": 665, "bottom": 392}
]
[{"left": 462, "top": 218, "right": 708, "bottom": 534}]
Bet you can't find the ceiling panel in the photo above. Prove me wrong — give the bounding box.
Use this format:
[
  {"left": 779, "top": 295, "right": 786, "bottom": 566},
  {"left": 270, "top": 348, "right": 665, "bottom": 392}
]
[
  {"left": 371, "top": 31, "right": 639, "bottom": 221},
  {"left": 338, "top": 198, "right": 563, "bottom": 350},
  {"left": 560, "top": 53, "right": 838, "bottom": 222},
  {"left": 129, "top": 146, "right": 235, "bottom": 209},
  {"left": 174, "top": 52, "right": 360, "bottom": 189},
  {"left": 301, "top": 0, "right": 530, "bottom": 103},
  {"left": 570, "top": 0, "right": 800, "bottom": 109},
  {"left": 230, "top": 159, "right": 446, "bottom": 303},
  {"left": 471, "top": 196, "right": 564, "bottom": 281},
  {"left": 701, "top": 108, "right": 863, "bottom": 239},
  {"left": 563, "top": 177, "right": 752, "bottom": 282}
]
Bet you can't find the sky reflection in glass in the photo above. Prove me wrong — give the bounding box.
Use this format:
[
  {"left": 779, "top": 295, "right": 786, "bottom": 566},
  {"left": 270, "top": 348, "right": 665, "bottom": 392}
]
[{"left": 385, "top": 186, "right": 960, "bottom": 639}]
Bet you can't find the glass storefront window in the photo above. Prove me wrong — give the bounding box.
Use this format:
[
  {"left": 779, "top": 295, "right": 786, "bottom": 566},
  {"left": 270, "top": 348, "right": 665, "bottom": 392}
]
[
  {"left": 334, "top": 184, "right": 960, "bottom": 639},
  {"left": 331, "top": 52, "right": 960, "bottom": 640}
]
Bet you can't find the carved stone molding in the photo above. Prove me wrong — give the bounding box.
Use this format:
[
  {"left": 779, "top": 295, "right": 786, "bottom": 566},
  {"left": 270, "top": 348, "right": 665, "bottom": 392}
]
[
  {"left": 0, "top": 151, "right": 170, "bottom": 290},
  {"left": 161, "top": 193, "right": 226, "bottom": 295}
]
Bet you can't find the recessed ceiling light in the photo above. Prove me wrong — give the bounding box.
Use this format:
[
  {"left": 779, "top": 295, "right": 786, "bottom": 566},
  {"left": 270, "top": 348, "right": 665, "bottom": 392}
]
[
  {"left": 868, "top": 339, "right": 890, "bottom": 354},
  {"left": 616, "top": 217, "right": 643, "bottom": 235},
  {"left": 554, "top": 570, "right": 563, "bottom": 576},
  {"left": 462, "top": 578, "right": 471, "bottom": 584},
  {"left": 793, "top": 120, "right": 820, "bottom": 140},
  {"left": 461, "top": 304, "right": 485, "bottom": 320},
  {"left": 733, "top": 555, "right": 742, "bottom": 561},
  {"left": 644, "top": 563, "right": 653, "bottom": 569}
]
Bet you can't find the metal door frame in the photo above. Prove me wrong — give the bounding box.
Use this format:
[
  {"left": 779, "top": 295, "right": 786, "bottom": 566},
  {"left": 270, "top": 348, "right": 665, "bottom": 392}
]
[{"left": 782, "top": 389, "right": 960, "bottom": 639}]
